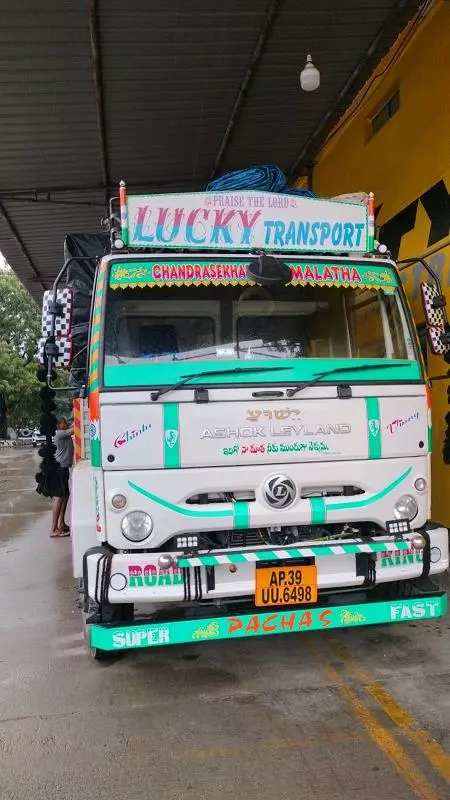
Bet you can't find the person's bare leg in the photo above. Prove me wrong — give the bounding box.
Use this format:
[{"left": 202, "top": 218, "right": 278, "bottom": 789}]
[
  {"left": 58, "top": 496, "right": 69, "bottom": 532},
  {"left": 51, "top": 498, "right": 63, "bottom": 535}
]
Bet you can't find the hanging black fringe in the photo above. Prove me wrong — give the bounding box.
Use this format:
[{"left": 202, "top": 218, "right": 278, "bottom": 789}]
[{"left": 35, "top": 365, "right": 60, "bottom": 497}]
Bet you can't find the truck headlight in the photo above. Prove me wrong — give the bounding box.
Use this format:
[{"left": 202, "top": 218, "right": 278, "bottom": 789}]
[
  {"left": 393, "top": 494, "right": 418, "bottom": 521},
  {"left": 121, "top": 511, "right": 153, "bottom": 542}
]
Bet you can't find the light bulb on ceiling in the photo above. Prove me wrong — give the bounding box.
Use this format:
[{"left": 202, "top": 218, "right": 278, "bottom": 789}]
[{"left": 300, "top": 54, "right": 320, "bottom": 92}]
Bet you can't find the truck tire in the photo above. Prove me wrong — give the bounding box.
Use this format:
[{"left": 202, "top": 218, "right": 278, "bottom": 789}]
[
  {"left": 82, "top": 599, "right": 134, "bottom": 661},
  {"left": 90, "top": 644, "right": 116, "bottom": 661},
  {"left": 82, "top": 610, "right": 115, "bottom": 661}
]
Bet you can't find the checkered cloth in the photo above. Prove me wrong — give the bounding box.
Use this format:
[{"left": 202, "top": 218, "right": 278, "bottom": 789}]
[
  {"left": 427, "top": 327, "right": 447, "bottom": 355},
  {"left": 421, "top": 283, "right": 444, "bottom": 328},
  {"left": 41, "top": 288, "right": 73, "bottom": 337},
  {"left": 37, "top": 337, "right": 73, "bottom": 368}
]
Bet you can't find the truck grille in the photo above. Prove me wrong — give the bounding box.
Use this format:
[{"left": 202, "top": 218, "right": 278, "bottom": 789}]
[
  {"left": 162, "top": 523, "right": 382, "bottom": 554},
  {"left": 229, "top": 530, "right": 266, "bottom": 549}
]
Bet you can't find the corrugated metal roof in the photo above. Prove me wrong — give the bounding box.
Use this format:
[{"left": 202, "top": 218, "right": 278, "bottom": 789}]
[{"left": 0, "top": 0, "right": 422, "bottom": 297}]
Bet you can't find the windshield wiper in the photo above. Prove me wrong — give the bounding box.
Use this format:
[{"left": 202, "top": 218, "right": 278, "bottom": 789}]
[
  {"left": 151, "top": 366, "right": 291, "bottom": 401},
  {"left": 286, "top": 363, "right": 411, "bottom": 398}
]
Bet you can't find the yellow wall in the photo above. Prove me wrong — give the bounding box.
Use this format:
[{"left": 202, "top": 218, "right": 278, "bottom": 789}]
[{"left": 312, "top": 1, "right": 450, "bottom": 524}]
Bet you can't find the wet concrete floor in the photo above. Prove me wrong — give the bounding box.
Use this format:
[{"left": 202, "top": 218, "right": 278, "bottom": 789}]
[{"left": 0, "top": 449, "right": 449, "bottom": 800}]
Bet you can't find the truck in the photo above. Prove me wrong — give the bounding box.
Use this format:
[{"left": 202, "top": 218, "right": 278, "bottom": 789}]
[{"left": 39, "top": 181, "right": 449, "bottom": 659}]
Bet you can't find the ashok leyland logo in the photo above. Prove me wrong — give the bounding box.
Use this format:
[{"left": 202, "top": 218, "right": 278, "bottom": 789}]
[
  {"left": 368, "top": 419, "right": 380, "bottom": 437},
  {"left": 263, "top": 475, "right": 296, "bottom": 509},
  {"left": 114, "top": 423, "right": 151, "bottom": 449},
  {"left": 165, "top": 429, "right": 178, "bottom": 449}
]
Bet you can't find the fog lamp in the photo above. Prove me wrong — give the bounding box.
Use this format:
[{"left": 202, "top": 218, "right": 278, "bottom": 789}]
[
  {"left": 158, "top": 553, "right": 174, "bottom": 569},
  {"left": 411, "top": 533, "right": 426, "bottom": 552}
]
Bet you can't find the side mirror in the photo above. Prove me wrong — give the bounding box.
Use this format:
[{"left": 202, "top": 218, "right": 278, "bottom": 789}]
[
  {"left": 420, "top": 282, "right": 449, "bottom": 355},
  {"left": 37, "top": 337, "right": 73, "bottom": 369},
  {"left": 41, "top": 287, "right": 73, "bottom": 337}
]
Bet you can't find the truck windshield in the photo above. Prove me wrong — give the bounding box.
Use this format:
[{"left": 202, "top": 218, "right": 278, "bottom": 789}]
[{"left": 104, "top": 282, "right": 414, "bottom": 365}]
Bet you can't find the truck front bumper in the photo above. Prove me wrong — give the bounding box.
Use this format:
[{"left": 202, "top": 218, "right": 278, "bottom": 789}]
[
  {"left": 89, "top": 592, "right": 448, "bottom": 652},
  {"left": 85, "top": 527, "right": 449, "bottom": 606}
]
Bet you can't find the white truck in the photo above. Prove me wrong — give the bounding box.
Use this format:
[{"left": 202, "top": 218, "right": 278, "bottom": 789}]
[{"left": 39, "top": 184, "right": 448, "bottom": 658}]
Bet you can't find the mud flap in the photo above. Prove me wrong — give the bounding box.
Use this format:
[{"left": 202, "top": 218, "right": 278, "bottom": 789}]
[
  {"left": 82, "top": 546, "right": 127, "bottom": 622},
  {"left": 356, "top": 553, "right": 377, "bottom": 587},
  {"left": 421, "top": 530, "right": 431, "bottom": 577}
]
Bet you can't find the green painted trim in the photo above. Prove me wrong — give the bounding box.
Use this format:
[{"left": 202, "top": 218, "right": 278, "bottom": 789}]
[
  {"left": 310, "top": 497, "right": 326, "bottom": 524},
  {"left": 163, "top": 403, "right": 180, "bottom": 469},
  {"left": 128, "top": 468, "right": 412, "bottom": 525},
  {"left": 286, "top": 547, "right": 304, "bottom": 558},
  {"left": 233, "top": 502, "right": 249, "bottom": 530},
  {"left": 365, "top": 396, "right": 381, "bottom": 459},
  {"left": 104, "top": 358, "right": 421, "bottom": 389},
  {"left": 108, "top": 259, "right": 398, "bottom": 290},
  {"left": 255, "top": 550, "right": 276, "bottom": 561},
  {"left": 428, "top": 425, "right": 432, "bottom": 453},
  {"left": 128, "top": 481, "right": 233, "bottom": 519},
  {"left": 90, "top": 440, "right": 101, "bottom": 468},
  {"left": 312, "top": 545, "right": 335, "bottom": 556},
  {"left": 110, "top": 260, "right": 251, "bottom": 288},
  {"left": 224, "top": 552, "right": 248, "bottom": 564},
  {"left": 178, "top": 540, "right": 411, "bottom": 567},
  {"left": 89, "top": 594, "right": 447, "bottom": 650},
  {"left": 326, "top": 467, "right": 412, "bottom": 512}
]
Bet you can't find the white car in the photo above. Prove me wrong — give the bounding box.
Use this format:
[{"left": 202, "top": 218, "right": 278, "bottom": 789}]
[{"left": 32, "top": 428, "right": 46, "bottom": 448}]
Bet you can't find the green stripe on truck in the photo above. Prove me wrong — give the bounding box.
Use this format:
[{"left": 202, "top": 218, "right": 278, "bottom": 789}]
[
  {"left": 163, "top": 403, "right": 180, "bottom": 469},
  {"left": 365, "top": 396, "right": 381, "bottom": 459}
]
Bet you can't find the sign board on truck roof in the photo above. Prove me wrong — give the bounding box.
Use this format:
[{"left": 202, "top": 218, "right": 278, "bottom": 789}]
[{"left": 121, "top": 190, "right": 370, "bottom": 254}]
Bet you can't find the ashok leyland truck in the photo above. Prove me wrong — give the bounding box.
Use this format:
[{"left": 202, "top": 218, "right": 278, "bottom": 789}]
[{"left": 39, "top": 182, "right": 449, "bottom": 658}]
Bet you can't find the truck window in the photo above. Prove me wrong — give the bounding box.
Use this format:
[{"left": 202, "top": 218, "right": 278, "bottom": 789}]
[
  {"left": 116, "top": 316, "right": 215, "bottom": 359},
  {"left": 104, "top": 281, "right": 413, "bottom": 366},
  {"left": 345, "top": 291, "right": 408, "bottom": 360}
]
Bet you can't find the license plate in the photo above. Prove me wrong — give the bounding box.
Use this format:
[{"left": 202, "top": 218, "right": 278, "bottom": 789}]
[{"left": 255, "top": 564, "right": 318, "bottom": 607}]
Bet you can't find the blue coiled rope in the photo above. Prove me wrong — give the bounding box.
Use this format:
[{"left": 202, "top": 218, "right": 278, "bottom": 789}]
[{"left": 206, "top": 164, "right": 316, "bottom": 198}]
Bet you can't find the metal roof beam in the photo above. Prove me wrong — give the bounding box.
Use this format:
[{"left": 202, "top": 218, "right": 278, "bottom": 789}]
[
  {"left": 87, "top": 0, "right": 109, "bottom": 210},
  {"left": 0, "top": 201, "right": 46, "bottom": 290},
  {"left": 0, "top": 178, "right": 202, "bottom": 196},
  {"left": 0, "top": 194, "right": 105, "bottom": 208},
  {"left": 209, "top": 0, "right": 283, "bottom": 181}
]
